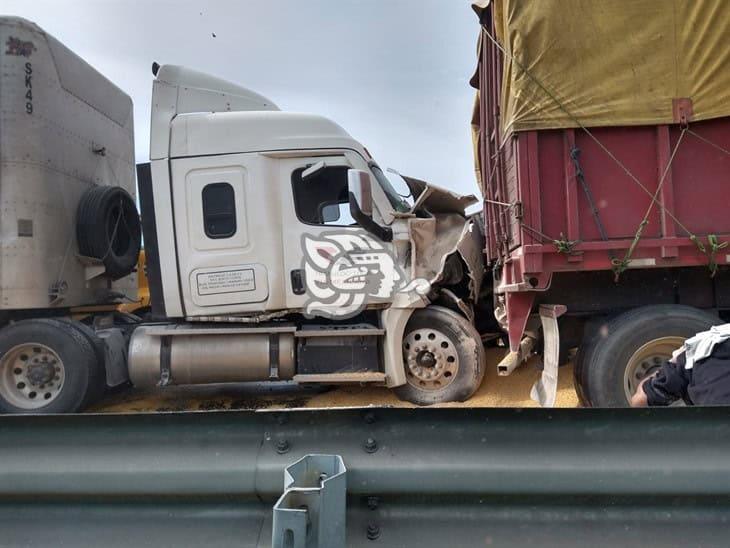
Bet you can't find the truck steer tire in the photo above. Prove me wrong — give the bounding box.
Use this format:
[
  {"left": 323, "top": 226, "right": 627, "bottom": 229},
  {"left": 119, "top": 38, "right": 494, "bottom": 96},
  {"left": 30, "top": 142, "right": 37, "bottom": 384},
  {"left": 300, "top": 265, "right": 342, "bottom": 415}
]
[
  {"left": 576, "top": 305, "right": 720, "bottom": 408},
  {"left": 0, "top": 319, "right": 102, "bottom": 414},
  {"left": 76, "top": 185, "right": 142, "bottom": 280},
  {"left": 395, "top": 306, "right": 485, "bottom": 406}
]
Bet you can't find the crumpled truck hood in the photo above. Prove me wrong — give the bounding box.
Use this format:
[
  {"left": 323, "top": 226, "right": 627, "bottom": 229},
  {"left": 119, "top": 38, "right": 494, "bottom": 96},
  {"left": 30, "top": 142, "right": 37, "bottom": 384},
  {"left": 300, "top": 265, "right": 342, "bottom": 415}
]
[
  {"left": 402, "top": 175, "right": 479, "bottom": 215},
  {"left": 400, "top": 176, "right": 484, "bottom": 302}
]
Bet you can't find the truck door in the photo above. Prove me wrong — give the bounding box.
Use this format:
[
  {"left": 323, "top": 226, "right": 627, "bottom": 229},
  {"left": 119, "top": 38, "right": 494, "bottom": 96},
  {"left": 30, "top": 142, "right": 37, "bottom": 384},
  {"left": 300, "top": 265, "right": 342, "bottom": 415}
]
[
  {"left": 169, "top": 153, "right": 286, "bottom": 316},
  {"left": 279, "top": 154, "right": 396, "bottom": 315}
]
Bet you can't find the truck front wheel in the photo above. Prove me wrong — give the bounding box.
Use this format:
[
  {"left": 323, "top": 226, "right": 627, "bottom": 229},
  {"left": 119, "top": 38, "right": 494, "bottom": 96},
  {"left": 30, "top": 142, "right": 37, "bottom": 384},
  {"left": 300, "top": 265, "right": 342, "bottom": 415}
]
[
  {"left": 575, "top": 305, "right": 720, "bottom": 407},
  {"left": 395, "top": 306, "right": 485, "bottom": 406},
  {"left": 0, "top": 319, "right": 103, "bottom": 414}
]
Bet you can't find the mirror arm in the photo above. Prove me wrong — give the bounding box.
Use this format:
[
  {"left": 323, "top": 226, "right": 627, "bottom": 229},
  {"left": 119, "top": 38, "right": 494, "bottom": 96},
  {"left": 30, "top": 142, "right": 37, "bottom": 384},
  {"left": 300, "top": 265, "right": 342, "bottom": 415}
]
[{"left": 349, "top": 193, "right": 393, "bottom": 242}]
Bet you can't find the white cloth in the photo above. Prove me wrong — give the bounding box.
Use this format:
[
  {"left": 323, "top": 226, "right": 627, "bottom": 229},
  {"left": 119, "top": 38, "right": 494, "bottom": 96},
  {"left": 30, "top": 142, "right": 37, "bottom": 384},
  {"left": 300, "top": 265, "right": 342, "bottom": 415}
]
[{"left": 680, "top": 324, "right": 730, "bottom": 369}]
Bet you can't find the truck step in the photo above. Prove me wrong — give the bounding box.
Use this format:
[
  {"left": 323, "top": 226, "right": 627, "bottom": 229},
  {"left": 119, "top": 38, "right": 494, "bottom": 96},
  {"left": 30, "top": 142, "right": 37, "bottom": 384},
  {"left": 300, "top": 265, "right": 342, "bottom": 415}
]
[{"left": 294, "top": 372, "right": 386, "bottom": 384}]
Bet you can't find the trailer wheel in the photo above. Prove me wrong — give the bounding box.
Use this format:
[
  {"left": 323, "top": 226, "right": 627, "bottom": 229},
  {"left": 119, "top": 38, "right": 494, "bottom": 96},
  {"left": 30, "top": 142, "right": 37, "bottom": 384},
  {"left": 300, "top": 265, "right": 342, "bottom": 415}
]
[
  {"left": 39, "top": 318, "right": 107, "bottom": 407},
  {"left": 576, "top": 305, "right": 720, "bottom": 407},
  {"left": 395, "top": 306, "right": 485, "bottom": 406},
  {"left": 0, "top": 319, "right": 102, "bottom": 414}
]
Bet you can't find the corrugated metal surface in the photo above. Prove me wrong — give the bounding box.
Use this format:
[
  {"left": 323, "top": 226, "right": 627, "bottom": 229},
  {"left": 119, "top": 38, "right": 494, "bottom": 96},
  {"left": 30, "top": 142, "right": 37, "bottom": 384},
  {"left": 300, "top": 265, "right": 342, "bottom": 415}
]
[{"left": 1, "top": 407, "right": 729, "bottom": 546}]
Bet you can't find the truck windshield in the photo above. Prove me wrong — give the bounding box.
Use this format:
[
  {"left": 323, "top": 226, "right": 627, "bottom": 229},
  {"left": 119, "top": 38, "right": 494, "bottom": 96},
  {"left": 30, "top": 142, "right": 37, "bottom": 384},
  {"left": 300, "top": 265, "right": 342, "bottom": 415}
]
[{"left": 370, "top": 165, "right": 413, "bottom": 213}]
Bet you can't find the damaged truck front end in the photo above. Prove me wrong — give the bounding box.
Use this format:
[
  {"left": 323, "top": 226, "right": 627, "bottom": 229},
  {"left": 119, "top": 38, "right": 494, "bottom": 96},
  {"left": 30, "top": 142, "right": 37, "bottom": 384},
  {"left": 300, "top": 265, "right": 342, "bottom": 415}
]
[{"left": 127, "top": 63, "right": 490, "bottom": 409}]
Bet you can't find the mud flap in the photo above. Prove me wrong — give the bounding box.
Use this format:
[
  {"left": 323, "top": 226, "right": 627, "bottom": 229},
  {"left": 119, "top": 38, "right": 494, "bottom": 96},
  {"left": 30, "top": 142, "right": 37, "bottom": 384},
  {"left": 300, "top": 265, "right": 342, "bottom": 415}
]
[{"left": 530, "top": 305, "right": 567, "bottom": 407}]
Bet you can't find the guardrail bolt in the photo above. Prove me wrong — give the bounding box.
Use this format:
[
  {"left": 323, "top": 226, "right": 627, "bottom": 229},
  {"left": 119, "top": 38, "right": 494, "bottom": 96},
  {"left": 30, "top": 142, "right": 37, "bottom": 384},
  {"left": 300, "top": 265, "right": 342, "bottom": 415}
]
[
  {"left": 366, "top": 523, "right": 380, "bottom": 540},
  {"left": 364, "top": 437, "right": 378, "bottom": 454},
  {"left": 275, "top": 439, "right": 290, "bottom": 454}
]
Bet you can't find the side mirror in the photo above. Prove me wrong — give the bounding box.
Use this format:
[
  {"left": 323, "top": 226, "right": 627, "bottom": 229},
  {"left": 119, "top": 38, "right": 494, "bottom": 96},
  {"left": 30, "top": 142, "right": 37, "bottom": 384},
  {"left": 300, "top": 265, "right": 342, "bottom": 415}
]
[
  {"left": 347, "top": 169, "right": 373, "bottom": 217},
  {"left": 347, "top": 169, "right": 392, "bottom": 242}
]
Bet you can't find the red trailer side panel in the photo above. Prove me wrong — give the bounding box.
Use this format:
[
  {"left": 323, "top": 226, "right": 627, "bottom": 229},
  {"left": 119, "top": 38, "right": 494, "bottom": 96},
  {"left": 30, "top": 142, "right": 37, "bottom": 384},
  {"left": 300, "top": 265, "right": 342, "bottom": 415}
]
[{"left": 474, "top": 23, "right": 730, "bottom": 351}]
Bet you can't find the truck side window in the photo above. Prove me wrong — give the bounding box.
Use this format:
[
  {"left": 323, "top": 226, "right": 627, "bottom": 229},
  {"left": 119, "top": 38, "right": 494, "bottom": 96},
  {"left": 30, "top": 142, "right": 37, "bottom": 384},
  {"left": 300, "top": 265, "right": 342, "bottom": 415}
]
[
  {"left": 291, "top": 165, "right": 356, "bottom": 226},
  {"left": 202, "top": 182, "right": 237, "bottom": 238}
]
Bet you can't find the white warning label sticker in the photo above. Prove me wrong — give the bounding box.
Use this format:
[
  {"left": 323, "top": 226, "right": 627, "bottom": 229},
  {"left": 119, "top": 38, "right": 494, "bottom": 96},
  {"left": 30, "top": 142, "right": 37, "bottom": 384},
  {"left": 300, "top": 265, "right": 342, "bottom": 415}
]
[{"left": 196, "top": 269, "right": 256, "bottom": 296}]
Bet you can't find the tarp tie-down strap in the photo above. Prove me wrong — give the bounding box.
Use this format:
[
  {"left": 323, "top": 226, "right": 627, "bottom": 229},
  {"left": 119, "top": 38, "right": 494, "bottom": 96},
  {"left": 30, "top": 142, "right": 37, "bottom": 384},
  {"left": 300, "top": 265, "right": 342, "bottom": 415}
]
[{"left": 570, "top": 147, "right": 615, "bottom": 264}]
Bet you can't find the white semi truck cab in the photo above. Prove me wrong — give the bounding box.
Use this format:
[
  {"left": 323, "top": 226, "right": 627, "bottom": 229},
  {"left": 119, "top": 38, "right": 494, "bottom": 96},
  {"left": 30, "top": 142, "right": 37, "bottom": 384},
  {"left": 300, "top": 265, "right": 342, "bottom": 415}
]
[{"left": 0, "top": 18, "right": 486, "bottom": 414}]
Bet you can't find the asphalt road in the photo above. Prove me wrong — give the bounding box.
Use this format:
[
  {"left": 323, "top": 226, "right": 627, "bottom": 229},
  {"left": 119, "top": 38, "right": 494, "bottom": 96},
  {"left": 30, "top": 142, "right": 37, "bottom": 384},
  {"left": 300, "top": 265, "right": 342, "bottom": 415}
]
[{"left": 90, "top": 348, "right": 580, "bottom": 413}]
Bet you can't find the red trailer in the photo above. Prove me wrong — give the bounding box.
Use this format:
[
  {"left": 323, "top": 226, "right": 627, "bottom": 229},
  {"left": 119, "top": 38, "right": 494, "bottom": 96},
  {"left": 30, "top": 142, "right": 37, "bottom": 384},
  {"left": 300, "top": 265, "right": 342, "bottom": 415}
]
[{"left": 471, "top": 0, "right": 730, "bottom": 406}]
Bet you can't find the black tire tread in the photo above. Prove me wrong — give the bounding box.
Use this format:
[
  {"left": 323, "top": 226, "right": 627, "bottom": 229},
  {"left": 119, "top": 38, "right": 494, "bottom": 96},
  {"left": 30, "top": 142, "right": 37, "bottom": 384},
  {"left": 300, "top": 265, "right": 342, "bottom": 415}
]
[
  {"left": 0, "top": 319, "right": 99, "bottom": 414},
  {"left": 394, "top": 306, "right": 486, "bottom": 406},
  {"left": 576, "top": 305, "right": 720, "bottom": 407},
  {"left": 76, "top": 185, "right": 141, "bottom": 280},
  {"left": 40, "top": 318, "right": 106, "bottom": 407}
]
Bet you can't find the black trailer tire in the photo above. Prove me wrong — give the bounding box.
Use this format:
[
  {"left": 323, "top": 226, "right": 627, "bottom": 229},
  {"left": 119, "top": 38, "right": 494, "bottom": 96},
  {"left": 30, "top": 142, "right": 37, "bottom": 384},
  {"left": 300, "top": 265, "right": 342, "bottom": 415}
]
[
  {"left": 76, "top": 185, "right": 141, "bottom": 280},
  {"left": 0, "top": 319, "right": 102, "bottom": 414},
  {"left": 39, "top": 318, "right": 107, "bottom": 407},
  {"left": 576, "top": 305, "right": 720, "bottom": 407},
  {"left": 395, "top": 306, "right": 486, "bottom": 406}
]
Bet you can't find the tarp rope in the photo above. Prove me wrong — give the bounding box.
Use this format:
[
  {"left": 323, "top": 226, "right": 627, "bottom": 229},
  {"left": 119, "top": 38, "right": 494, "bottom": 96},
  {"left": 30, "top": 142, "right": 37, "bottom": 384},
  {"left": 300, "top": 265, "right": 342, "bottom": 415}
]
[
  {"left": 611, "top": 128, "right": 687, "bottom": 280},
  {"left": 478, "top": 25, "right": 730, "bottom": 278},
  {"left": 691, "top": 235, "right": 728, "bottom": 278},
  {"left": 684, "top": 129, "right": 730, "bottom": 276},
  {"left": 519, "top": 223, "right": 578, "bottom": 255}
]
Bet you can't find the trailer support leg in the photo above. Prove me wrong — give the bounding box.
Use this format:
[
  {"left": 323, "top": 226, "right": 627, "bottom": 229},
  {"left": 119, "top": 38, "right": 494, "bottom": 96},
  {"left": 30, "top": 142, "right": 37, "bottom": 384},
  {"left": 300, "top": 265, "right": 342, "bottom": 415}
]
[{"left": 530, "top": 305, "right": 567, "bottom": 407}]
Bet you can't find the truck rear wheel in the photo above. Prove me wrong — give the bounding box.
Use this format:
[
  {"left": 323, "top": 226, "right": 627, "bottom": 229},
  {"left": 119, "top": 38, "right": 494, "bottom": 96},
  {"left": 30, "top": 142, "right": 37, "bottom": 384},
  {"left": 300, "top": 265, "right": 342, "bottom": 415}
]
[
  {"left": 0, "top": 319, "right": 102, "bottom": 414},
  {"left": 395, "top": 306, "right": 485, "bottom": 406},
  {"left": 575, "top": 305, "right": 720, "bottom": 407}
]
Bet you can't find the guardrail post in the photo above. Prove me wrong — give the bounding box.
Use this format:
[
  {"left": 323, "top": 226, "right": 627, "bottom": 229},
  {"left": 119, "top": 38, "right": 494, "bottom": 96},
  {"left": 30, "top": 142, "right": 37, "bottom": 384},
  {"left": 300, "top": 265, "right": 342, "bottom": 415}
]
[{"left": 272, "top": 454, "right": 347, "bottom": 548}]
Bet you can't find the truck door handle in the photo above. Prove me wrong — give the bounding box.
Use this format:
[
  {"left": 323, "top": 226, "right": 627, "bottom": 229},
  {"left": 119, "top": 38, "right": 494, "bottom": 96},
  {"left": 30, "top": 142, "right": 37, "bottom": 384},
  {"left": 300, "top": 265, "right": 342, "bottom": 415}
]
[{"left": 291, "top": 269, "right": 306, "bottom": 295}]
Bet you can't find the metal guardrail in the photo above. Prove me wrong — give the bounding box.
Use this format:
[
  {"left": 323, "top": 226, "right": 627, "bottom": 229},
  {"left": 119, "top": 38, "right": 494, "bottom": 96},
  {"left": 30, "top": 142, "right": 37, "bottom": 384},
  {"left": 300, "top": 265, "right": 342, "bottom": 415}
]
[{"left": 1, "top": 407, "right": 729, "bottom": 547}]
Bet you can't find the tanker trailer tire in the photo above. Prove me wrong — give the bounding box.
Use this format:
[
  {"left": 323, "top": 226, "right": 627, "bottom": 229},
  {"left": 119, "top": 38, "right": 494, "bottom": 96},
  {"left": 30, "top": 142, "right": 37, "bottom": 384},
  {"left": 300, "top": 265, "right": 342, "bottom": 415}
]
[
  {"left": 575, "top": 305, "right": 720, "bottom": 408},
  {"left": 395, "top": 306, "right": 486, "bottom": 406},
  {"left": 76, "top": 185, "right": 142, "bottom": 280},
  {"left": 0, "top": 319, "right": 102, "bottom": 414}
]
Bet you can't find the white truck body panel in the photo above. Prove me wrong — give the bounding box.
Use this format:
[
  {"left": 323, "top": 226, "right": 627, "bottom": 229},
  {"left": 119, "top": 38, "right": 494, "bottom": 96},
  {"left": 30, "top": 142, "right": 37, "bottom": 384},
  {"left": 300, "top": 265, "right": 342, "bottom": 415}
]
[
  {"left": 168, "top": 111, "right": 367, "bottom": 159},
  {"left": 0, "top": 17, "right": 136, "bottom": 310},
  {"left": 150, "top": 65, "right": 398, "bottom": 318}
]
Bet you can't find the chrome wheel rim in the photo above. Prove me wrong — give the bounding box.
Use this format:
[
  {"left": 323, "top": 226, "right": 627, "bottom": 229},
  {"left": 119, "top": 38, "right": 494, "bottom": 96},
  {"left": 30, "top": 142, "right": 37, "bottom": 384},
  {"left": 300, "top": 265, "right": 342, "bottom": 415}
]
[
  {"left": 0, "top": 343, "right": 65, "bottom": 409},
  {"left": 623, "top": 336, "right": 685, "bottom": 401},
  {"left": 403, "top": 328, "right": 459, "bottom": 391}
]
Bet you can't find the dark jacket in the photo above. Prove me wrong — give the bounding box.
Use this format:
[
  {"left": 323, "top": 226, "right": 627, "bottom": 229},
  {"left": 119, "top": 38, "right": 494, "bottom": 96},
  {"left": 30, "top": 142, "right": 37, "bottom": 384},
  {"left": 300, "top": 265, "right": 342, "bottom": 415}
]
[{"left": 643, "top": 339, "right": 730, "bottom": 406}]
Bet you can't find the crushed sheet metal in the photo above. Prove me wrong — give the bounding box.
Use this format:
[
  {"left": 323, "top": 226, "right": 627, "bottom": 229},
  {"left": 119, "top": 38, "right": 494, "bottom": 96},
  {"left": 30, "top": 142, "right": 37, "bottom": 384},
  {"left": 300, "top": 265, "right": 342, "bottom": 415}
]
[
  {"left": 408, "top": 216, "right": 483, "bottom": 302},
  {"left": 402, "top": 175, "right": 479, "bottom": 214}
]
